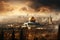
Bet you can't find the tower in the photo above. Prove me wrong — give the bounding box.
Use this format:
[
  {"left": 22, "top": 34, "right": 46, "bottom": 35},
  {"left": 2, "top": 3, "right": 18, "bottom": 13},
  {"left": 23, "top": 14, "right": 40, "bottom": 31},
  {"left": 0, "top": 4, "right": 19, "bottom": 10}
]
[{"left": 48, "top": 16, "right": 52, "bottom": 24}]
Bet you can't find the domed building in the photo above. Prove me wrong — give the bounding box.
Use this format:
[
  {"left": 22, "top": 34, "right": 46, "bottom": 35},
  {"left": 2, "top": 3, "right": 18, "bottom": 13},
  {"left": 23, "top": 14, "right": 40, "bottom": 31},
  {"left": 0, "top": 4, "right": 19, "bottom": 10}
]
[{"left": 22, "top": 16, "right": 43, "bottom": 29}]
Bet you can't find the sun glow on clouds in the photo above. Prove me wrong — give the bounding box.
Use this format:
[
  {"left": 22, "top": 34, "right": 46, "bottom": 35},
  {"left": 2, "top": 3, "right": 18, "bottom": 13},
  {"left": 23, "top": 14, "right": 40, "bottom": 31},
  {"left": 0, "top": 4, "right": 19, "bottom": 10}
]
[
  {"left": 0, "top": 1, "right": 51, "bottom": 16},
  {"left": 0, "top": 1, "right": 60, "bottom": 23}
]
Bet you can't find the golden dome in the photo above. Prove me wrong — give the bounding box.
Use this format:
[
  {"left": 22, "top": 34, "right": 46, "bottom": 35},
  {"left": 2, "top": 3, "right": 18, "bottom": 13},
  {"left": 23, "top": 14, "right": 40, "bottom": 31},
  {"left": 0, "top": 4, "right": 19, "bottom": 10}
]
[{"left": 29, "top": 16, "right": 36, "bottom": 22}]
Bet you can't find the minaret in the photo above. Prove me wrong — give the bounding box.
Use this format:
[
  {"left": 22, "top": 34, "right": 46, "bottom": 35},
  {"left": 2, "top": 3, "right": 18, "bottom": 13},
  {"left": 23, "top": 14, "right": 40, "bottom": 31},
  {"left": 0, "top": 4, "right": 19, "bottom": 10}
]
[{"left": 48, "top": 16, "right": 52, "bottom": 24}]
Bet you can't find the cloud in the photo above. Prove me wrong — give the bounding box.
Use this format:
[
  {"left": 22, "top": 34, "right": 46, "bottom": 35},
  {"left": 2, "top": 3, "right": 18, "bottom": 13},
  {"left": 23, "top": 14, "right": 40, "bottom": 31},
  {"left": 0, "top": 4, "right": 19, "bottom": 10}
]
[
  {"left": 0, "top": 1, "right": 14, "bottom": 13},
  {"left": 0, "top": 0, "right": 60, "bottom": 12},
  {"left": 0, "top": 0, "right": 60, "bottom": 23},
  {"left": 27, "top": 0, "right": 60, "bottom": 11}
]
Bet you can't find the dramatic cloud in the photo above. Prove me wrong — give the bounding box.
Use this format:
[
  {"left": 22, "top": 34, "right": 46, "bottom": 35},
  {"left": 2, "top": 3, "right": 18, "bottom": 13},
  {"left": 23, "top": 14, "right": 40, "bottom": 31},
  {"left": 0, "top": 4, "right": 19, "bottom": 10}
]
[
  {"left": 0, "top": 0, "right": 60, "bottom": 23},
  {"left": 0, "top": 1, "right": 14, "bottom": 13},
  {"left": 0, "top": 0, "right": 60, "bottom": 12}
]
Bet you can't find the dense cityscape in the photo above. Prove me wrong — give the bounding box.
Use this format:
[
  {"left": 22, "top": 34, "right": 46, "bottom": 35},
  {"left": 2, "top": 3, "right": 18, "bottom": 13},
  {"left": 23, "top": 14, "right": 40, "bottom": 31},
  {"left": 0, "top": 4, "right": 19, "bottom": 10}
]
[{"left": 0, "top": 16, "right": 58, "bottom": 40}]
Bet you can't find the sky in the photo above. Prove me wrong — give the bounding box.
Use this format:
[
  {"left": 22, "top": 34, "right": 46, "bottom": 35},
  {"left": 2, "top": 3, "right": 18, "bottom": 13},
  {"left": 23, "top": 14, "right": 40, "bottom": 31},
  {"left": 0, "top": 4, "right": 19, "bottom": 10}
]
[{"left": 0, "top": 0, "right": 60, "bottom": 23}]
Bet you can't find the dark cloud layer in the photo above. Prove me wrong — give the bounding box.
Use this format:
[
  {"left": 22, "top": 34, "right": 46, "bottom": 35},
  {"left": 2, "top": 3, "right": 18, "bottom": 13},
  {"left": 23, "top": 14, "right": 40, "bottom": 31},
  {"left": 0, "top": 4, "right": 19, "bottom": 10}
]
[
  {"left": 0, "top": 0, "right": 60, "bottom": 11},
  {"left": 28, "top": 0, "right": 60, "bottom": 11}
]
